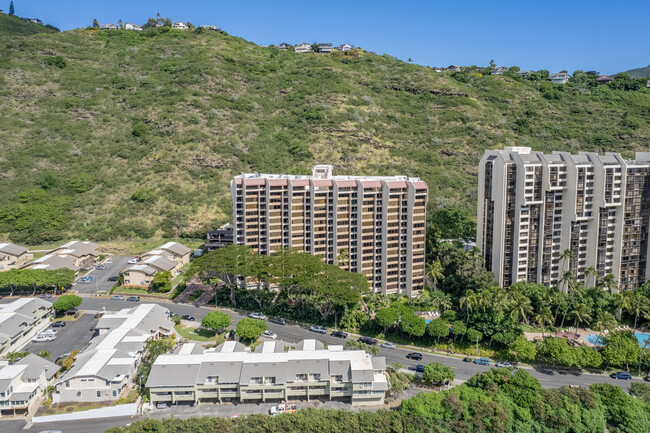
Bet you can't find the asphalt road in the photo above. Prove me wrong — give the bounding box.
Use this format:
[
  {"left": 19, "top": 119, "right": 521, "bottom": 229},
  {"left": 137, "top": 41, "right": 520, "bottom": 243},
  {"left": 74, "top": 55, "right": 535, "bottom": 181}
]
[
  {"left": 74, "top": 256, "right": 134, "bottom": 294},
  {"left": 77, "top": 297, "right": 643, "bottom": 391},
  {"left": 21, "top": 313, "right": 96, "bottom": 362}
]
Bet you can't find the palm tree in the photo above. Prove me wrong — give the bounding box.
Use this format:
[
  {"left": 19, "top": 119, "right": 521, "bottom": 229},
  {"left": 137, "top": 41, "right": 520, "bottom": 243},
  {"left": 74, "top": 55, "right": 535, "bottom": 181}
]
[
  {"left": 558, "top": 249, "right": 573, "bottom": 272},
  {"left": 625, "top": 292, "right": 650, "bottom": 333},
  {"left": 459, "top": 290, "right": 477, "bottom": 325},
  {"left": 439, "top": 293, "right": 453, "bottom": 312},
  {"left": 425, "top": 259, "right": 444, "bottom": 291},
  {"left": 559, "top": 269, "right": 576, "bottom": 294},
  {"left": 510, "top": 294, "right": 533, "bottom": 325},
  {"left": 534, "top": 307, "right": 553, "bottom": 339},
  {"left": 336, "top": 248, "right": 349, "bottom": 269},
  {"left": 585, "top": 266, "right": 598, "bottom": 288},
  {"left": 613, "top": 291, "right": 631, "bottom": 322},
  {"left": 593, "top": 311, "right": 617, "bottom": 340},
  {"left": 600, "top": 273, "right": 618, "bottom": 294},
  {"left": 568, "top": 303, "right": 592, "bottom": 343}
]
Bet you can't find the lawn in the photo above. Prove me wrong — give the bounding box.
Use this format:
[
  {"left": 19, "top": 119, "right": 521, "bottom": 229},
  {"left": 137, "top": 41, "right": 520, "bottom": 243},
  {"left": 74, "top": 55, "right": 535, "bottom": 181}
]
[{"left": 175, "top": 324, "right": 218, "bottom": 342}]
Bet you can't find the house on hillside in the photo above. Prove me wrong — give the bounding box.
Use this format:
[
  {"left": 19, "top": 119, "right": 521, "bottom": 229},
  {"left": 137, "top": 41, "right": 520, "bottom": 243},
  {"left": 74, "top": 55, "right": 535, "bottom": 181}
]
[
  {"left": 447, "top": 65, "right": 461, "bottom": 71},
  {"left": 433, "top": 67, "right": 446, "bottom": 72},
  {"left": 172, "top": 21, "right": 188, "bottom": 30},
  {"left": 0, "top": 243, "right": 32, "bottom": 271},
  {"left": 517, "top": 70, "right": 532, "bottom": 78},
  {"left": 99, "top": 23, "right": 118, "bottom": 30},
  {"left": 124, "top": 22, "right": 142, "bottom": 31},
  {"left": 278, "top": 43, "right": 292, "bottom": 50},
  {"left": 338, "top": 43, "right": 353, "bottom": 51},
  {"left": 0, "top": 354, "right": 58, "bottom": 417},
  {"left": 294, "top": 43, "right": 312, "bottom": 53},
  {"left": 550, "top": 70, "right": 571, "bottom": 84},
  {"left": 46, "top": 241, "right": 99, "bottom": 268},
  {"left": 317, "top": 43, "right": 333, "bottom": 53},
  {"left": 22, "top": 18, "right": 43, "bottom": 25},
  {"left": 198, "top": 25, "right": 219, "bottom": 31},
  {"left": 596, "top": 75, "right": 613, "bottom": 85},
  {"left": 142, "top": 242, "right": 191, "bottom": 269},
  {"left": 490, "top": 67, "right": 508, "bottom": 75}
]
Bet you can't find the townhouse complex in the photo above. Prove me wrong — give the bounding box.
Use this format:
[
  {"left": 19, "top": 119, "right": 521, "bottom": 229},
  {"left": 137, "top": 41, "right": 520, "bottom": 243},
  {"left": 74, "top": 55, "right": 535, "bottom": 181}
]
[
  {"left": 54, "top": 304, "right": 174, "bottom": 403},
  {"left": 22, "top": 241, "right": 99, "bottom": 272},
  {"left": 0, "top": 243, "right": 32, "bottom": 271},
  {"left": 0, "top": 354, "right": 58, "bottom": 416},
  {"left": 231, "top": 165, "right": 428, "bottom": 296},
  {"left": 478, "top": 147, "right": 650, "bottom": 290},
  {"left": 147, "top": 339, "right": 387, "bottom": 406},
  {"left": 0, "top": 298, "right": 52, "bottom": 356},
  {"left": 122, "top": 242, "right": 191, "bottom": 288}
]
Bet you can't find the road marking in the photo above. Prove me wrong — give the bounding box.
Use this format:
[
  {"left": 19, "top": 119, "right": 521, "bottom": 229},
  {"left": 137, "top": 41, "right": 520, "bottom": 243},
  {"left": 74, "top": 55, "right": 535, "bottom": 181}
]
[{"left": 537, "top": 378, "right": 550, "bottom": 381}]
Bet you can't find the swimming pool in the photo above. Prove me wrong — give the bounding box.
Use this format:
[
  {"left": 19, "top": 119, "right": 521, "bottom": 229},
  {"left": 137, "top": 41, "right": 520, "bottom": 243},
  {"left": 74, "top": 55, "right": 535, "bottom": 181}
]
[{"left": 585, "top": 332, "right": 650, "bottom": 347}]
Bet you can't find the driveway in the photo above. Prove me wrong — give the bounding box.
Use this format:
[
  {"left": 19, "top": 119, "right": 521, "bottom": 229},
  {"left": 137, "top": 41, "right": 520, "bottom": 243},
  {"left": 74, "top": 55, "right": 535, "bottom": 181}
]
[
  {"left": 74, "top": 256, "right": 133, "bottom": 294},
  {"left": 22, "top": 314, "right": 96, "bottom": 362}
]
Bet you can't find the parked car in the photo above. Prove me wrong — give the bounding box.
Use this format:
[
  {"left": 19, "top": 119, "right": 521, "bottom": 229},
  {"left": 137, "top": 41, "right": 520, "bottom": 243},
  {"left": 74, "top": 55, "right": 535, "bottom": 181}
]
[
  {"left": 41, "top": 329, "right": 57, "bottom": 336},
  {"left": 263, "top": 330, "right": 277, "bottom": 339},
  {"left": 111, "top": 295, "right": 124, "bottom": 300},
  {"left": 463, "top": 357, "right": 473, "bottom": 362},
  {"left": 156, "top": 402, "right": 168, "bottom": 409},
  {"left": 270, "top": 317, "right": 286, "bottom": 325},
  {"left": 126, "top": 296, "right": 140, "bottom": 302},
  {"left": 473, "top": 358, "right": 491, "bottom": 366},
  {"left": 33, "top": 334, "right": 55, "bottom": 342},
  {"left": 51, "top": 321, "right": 66, "bottom": 328},
  {"left": 80, "top": 276, "right": 93, "bottom": 282},
  {"left": 127, "top": 258, "right": 139, "bottom": 264},
  {"left": 496, "top": 361, "right": 513, "bottom": 368},
  {"left": 415, "top": 364, "right": 425, "bottom": 373},
  {"left": 249, "top": 312, "right": 267, "bottom": 320},
  {"left": 406, "top": 352, "right": 423, "bottom": 361},
  {"left": 645, "top": 374, "right": 650, "bottom": 382},
  {"left": 269, "top": 403, "right": 297, "bottom": 416},
  {"left": 610, "top": 371, "right": 632, "bottom": 380},
  {"left": 181, "top": 315, "right": 195, "bottom": 321},
  {"left": 169, "top": 312, "right": 179, "bottom": 318},
  {"left": 331, "top": 330, "right": 348, "bottom": 339},
  {"left": 95, "top": 265, "right": 107, "bottom": 270},
  {"left": 38, "top": 293, "right": 52, "bottom": 298},
  {"left": 107, "top": 276, "right": 118, "bottom": 282},
  {"left": 380, "top": 342, "right": 396, "bottom": 349},
  {"left": 65, "top": 308, "right": 79, "bottom": 316},
  {"left": 358, "top": 336, "right": 378, "bottom": 345},
  {"left": 309, "top": 325, "right": 328, "bottom": 334}
]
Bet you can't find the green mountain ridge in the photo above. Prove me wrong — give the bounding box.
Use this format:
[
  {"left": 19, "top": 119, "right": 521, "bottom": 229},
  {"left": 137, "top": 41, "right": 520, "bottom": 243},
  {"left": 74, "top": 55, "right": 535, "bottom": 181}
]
[
  {"left": 625, "top": 65, "right": 650, "bottom": 79},
  {"left": 1, "top": 25, "right": 649, "bottom": 245},
  {"left": 0, "top": 12, "right": 59, "bottom": 36}
]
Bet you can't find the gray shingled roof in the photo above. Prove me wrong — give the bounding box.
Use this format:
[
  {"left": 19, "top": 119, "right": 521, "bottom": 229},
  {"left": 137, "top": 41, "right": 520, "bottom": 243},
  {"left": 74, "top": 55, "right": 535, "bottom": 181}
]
[
  {"left": 17, "top": 354, "right": 59, "bottom": 380},
  {"left": 25, "top": 254, "right": 78, "bottom": 271},
  {"left": 0, "top": 242, "right": 28, "bottom": 256}
]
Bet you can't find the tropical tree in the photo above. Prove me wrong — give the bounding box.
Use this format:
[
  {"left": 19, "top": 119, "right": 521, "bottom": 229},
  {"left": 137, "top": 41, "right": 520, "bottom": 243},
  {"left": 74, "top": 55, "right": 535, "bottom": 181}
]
[
  {"left": 92, "top": 18, "right": 99, "bottom": 29},
  {"left": 422, "top": 362, "right": 454, "bottom": 386},
  {"left": 568, "top": 303, "right": 592, "bottom": 342},
  {"left": 459, "top": 289, "right": 477, "bottom": 325},
  {"left": 336, "top": 248, "right": 349, "bottom": 269},
  {"left": 534, "top": 307, "right": 553, "bottom": 339},
  {"left": 235, "top": 318, "right": 266, "bottom": 342},
  {"left": 52, "top": 294, "right": 82, "bottom": 314},
  {"left": 509, "top": 335, "right": 537, "bottom": 362},
  {"left": 558, "top": 249, "right": 573, "bottom": 273},
  {"left": 201, "top": 311, "right": 231, "bottom": 331},
  {"left": 425, "top": 259, "right": 444, "bottom": 290},
  {"left": 38, "top": 350, "right": 51, "bottom": 359},
  {"left": 593, "top": 311, "right": 617, "bottom": 340},
  {"left": 510, "top": 294, "right": 533, "bottom": 325},
  {"left": 426, "top": 319, "right": 449, "bottom": 342},
  {"left": 585, "top": 266, "right": 598, "bottom": 287},
  {"left": 600, "top": 273, "right": 618, "bottom": 294},
  {"left": 624, "top": 292, "right": 650, "bottom": 333},
  {"left": 345, "top": 340, "right": 378, "bottom": 356}
]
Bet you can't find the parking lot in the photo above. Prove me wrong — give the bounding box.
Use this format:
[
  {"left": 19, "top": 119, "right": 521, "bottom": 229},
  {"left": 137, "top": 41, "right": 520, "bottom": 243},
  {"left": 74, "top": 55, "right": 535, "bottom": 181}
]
[
  {"left": 22, "top": 313, "right": 96, "bottom": 362},
  {"left": 74, "top": 255, "right": 134, "bottom": 294}
]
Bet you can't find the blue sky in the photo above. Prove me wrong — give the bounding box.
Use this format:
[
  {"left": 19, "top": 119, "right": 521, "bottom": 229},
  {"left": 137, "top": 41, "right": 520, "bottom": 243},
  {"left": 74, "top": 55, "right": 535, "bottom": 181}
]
[{"left": 8, "top": 0, "right": 649, "bottom": 74}]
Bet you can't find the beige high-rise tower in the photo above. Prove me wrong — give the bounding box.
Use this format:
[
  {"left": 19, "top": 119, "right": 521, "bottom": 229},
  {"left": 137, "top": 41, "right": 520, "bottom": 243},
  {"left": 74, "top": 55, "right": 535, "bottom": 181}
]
[
  {"left": 231, "top": 165, "right": 428, "bottom": 296},
  {"left": 477, "top": 147, "right": 650, "bottom": 291}
]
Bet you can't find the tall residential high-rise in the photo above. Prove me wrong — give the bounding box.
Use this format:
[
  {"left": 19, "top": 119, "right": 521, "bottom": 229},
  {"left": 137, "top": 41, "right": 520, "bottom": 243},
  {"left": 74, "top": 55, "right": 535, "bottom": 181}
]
[
  {"left": 477, "top": 147, "right": 650, "bottom": 291},
  {"left": 231, "top": 165, "right": 428, "bottom": 296}
]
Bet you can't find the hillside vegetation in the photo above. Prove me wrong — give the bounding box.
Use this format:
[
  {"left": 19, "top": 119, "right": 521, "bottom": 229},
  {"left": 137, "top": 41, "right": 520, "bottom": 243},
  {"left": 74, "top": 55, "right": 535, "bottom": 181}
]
[
  {"left": 626, "top": 65, "right": 650, "bottom": 79},
  {"left": 1, "top": 26, "right": 650, "bottom": 244},
  {"left": 0, "top": 13, "right": 59, "bottom": 37}
]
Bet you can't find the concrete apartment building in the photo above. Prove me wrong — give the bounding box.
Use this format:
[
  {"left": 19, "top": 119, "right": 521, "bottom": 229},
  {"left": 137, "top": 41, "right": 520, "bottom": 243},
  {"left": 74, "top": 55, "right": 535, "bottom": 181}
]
[
  {"left": 0, "top": 298, "right": 52, "bottom": 356},
  {"left": 0, "top": 354, "right": 58, "bottom": 417},
  {"left": 477, "top": 146, "right": 650, "bottom": 290},
  {"left": 231, "top": 165, "right": 428, "bottom": 296},
  {"left": 147, "top": 339, "right": 387, "bottom": 407},
  {"left": 0, "top": 243, "right": 32, "bottom": 271},
  {"left": 54, "top": 304, "right": 174, "bottom": 403}
]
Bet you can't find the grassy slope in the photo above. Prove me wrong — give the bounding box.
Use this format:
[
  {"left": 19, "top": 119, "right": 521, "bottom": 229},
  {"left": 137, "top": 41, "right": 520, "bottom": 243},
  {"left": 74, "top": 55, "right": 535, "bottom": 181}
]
[
  {"left": 1, "top": 27, "right": 650, "bottom": 244},
  {"left": 625, "top": 66, "right": 650, "bottom": 79},
  {"left": 0, "top": 13, "right": 59, "bottom": 37}
]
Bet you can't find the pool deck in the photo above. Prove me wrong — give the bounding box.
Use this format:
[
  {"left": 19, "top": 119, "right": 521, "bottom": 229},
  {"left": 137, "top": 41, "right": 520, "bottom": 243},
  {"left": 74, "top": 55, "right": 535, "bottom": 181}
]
[{"left": 524, "top": 327, "right": 650, "bottom": 347}]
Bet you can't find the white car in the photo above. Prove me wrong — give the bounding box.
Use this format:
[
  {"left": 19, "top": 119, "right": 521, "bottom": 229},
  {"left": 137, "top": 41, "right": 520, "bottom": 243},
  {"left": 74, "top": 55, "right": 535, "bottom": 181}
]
[
  {"left": 127, "top": 258, "right": 139, "bottom": 264},
  {"left": 41, "top": 329, "right": 57, "bottom": 336},
  {"left": 380, "top": 342, "right": 396, "bottom": 349},
  {"left": 263, "top": 330, "right": 277, "bottom": 339},
  {"left": 33, "top": 334, "right": 55, "bottom": 342},
  {"left": 249, "top": 312, "right": 267, "bottom": 320}
]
